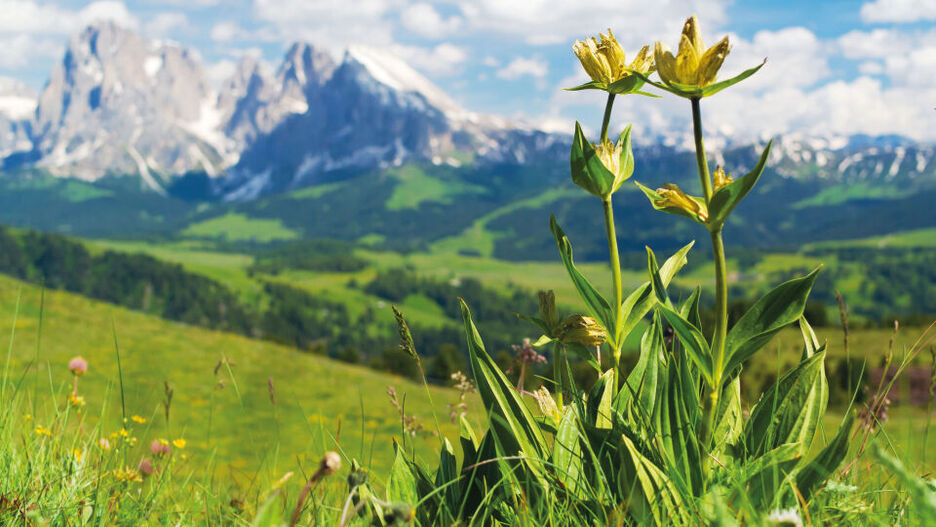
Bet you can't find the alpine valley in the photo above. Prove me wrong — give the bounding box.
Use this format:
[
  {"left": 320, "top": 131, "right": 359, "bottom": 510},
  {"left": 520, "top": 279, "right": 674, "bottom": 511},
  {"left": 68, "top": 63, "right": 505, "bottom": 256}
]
[{"left": 0, "top": 21, "right": 932, "bottom": 261}]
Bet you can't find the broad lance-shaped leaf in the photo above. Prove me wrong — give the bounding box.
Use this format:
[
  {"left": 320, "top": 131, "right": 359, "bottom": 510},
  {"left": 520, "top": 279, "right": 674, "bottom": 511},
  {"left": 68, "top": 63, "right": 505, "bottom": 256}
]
[
  {"left": 460, "top": 299, "right": 548, "bottom": 459},
  {"left": 626, "top": 60, "right": 765, "bottom": 99},
  {"left": 742, "top": 349, "right": 828, "bottom": 459},
  {"left": 618, "top": 242, "right": 694, "bottom": 344},
  {"left": 724, "top": 268, "right": 821, "bottom": 374},
  {"left": 616, "top": 313, "right": 664, "bottom": 418},
  {"left": 795, "top": 412, "right": 854, "bottom": 502},
  {"left": 658, "top": 304, "right": 714, "bottom": 387},
  {"left": 739, "top": 443, "right": 802, "bottom": 509},
  {"left": 708, "top": 140, "right": 772, "bottom": 226},
  {"left": 388, "top": 441, "right": 418, "bottom": 506},
  {"left": 618, "top": 433, "right": 692, "bottom": 525},
  {"left": 552, "top": 406, "right": 585, "bottom": 496},
  {"left": 550, "top": 215, "right": 614, "bottom": 334},
  {"left": 587, "top": 370, "right": 615, "bottom": 429},
  {"left": 653, "top": 360, "right": 703, "bottom": 496},
  {"left": 434, "top": 437, "right": 460, "bottom": 523}
]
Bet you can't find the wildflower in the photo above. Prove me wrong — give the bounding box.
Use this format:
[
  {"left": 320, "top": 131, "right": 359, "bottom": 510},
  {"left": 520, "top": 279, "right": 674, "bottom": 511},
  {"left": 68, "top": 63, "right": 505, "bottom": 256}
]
[
  {"left": 68, "top": 356, "right": 88, "bottom": 376},
  {"left": 98, "top": 438, "right": 112, "bottom": 450},
  {"left": 131, "top": 415, "right": 147, "bottom": 424},
  {"left": 150, "top": 439, "right": 171, "bottom": 457},
  {"left": 510, "top": 338, "right": 547, "bottom": 394},
  {"left": 557, "top": 315, "right": 607, "bottom": 348},
  {"left": 172, "top": 438, "right": 186, "bottom": 449},
  {"left": 72, "top": 449, "right": 83, "bottom": 462},
  {"left": 138, "top": 458, "right": 156, "bottom": 478},
  {"left": 319, "top": 451, "right": 341, "bottom": 476},
  {"left": 655, "top": 15, "right": 730, "bottom": 89},
  {"left": 118, "top": 428, "right": 130, "bottom": 438},
  {"left": 112, "top": 467, "right": 143, "bottom": 483},
  {"left": 766, "top": 507, "right": 803, "bottom": 527},
  {"left": 23, "top": 413, "right": 32, "bottom": 421},
  {"left": 653, "top": 184, "right": 709, "bottom": 222},
  {"left": 573, "top": 30, "right": 654, "bottom": 86},
  {"left": 67, "top": 392, "right": 86, "bottom": 408},
  {"left": 713, "top": 166, "right": 734, "bottom": 191},
  {"left": 34, "top": 426, "right": 52, "bottom": 436}
]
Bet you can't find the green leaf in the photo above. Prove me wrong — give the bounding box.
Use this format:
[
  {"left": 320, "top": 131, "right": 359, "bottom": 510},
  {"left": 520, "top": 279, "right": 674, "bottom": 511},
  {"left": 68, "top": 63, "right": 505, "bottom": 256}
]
[
  {"left": 699, "top": 60, "right": 767, "bottom": 98},
  {"left": 388, "top": 441, "right": 419, "bottom": 506},
  {"left": 653, "top": 360, "right": 703, "bottom": 496},
  {"left": 708, "top": 140, "right": 772, "bottom": 226},
  {"left": 679, "top": 287, "right": 702, "bottom": 329},
  {"left": 552, "top": 406, "right": 585, "bottom": 496},
  {"left": 618, "top": 242, "right": 695, "bottom": 344},
  {"left": 634, "top": 181, "right": 707, "bottom": 224},
  {"left": 587, "top": 369, "right": 615, "bottom": 429},
  {"left": 658, "top": 304, "right": 714, "bottom": 387},
  {"left": 616, "top": 314, "right": 664, "bottom": 418},
  {"left": 564, "top": 80, "right": 607, "bottom": 91},
  {"left": 739, "top": 443, "right": 802, "bottom": 509},
  {"left": 724, "top": 268, "right": 821, "bottom": 373},
  {"left": 713, "top": 377, "right": 743, "bottom": 454},
  {"left": 647, "top": 246, "right": 671, "bottom": 308},
  {"left": 795, "top": 412, "right": 854, "bottom": 502},
  {"left": 460, "top": 299, "right": 548, "bottom": 459},
  {"left": 434, "top": 437, "right": 460, "bottom": 523},
  {"left": 618, "top": 433, "right": 692, "bottom": 525},
  {"left": 459, "top": 414, "right": 479, "bottom": 467},
  {"left": 742, "top": 349, "right": 828, "bottom": 459},
  {"left": 607, "top": 75, "right": 646, "bottom": 95},
  {"left": 571, "top": 120, "right": 615, "bottom": 197},
  {"left": 550, "top": 215, "right": 614, "bottom": 334}
]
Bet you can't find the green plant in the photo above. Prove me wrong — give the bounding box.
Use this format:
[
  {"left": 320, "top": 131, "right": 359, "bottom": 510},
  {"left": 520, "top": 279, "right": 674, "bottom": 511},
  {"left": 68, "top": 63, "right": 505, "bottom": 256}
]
[{"left": 355, "top": 14, "right": 867, "bottom": 525}]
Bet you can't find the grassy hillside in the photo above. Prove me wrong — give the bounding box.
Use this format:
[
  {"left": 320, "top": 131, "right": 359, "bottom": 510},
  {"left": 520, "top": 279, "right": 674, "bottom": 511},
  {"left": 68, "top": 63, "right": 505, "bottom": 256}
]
[{"left": 0, "top": 272, "right": 468, "bottom": 480}]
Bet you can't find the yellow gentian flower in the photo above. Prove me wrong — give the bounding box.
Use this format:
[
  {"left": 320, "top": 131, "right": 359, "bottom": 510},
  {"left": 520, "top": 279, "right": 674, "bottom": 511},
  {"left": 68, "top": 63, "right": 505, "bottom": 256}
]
[
  {"left": 654, "top": 184, "right": 709, "bottom": 222},
  {"left": 573, "top": 30, "right": 655, "bottom": 86},
  {"left": 655, "top": 15, "right": 730, "bottom": 89}
]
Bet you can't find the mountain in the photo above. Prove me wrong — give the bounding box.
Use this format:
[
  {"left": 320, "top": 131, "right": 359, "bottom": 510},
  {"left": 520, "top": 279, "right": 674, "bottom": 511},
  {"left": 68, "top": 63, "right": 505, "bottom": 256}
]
[{"left": 0, "top": 78, "right": 36, "bottom": 159}]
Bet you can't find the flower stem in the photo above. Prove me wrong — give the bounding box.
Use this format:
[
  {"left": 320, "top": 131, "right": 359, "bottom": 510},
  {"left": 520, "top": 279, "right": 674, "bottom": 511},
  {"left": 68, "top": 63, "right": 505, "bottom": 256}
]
[
  {"left": 602, "top": 195, "right": 623, "bottom": 383},
  {"left": 600, "top": 93, "right": 616, "bottom": 143},
  {"left": 691, "top": 97, "right": 713, "bottom": 201},
  {"left": 691, "top": 97, "right": 728, "bottom": 451}
]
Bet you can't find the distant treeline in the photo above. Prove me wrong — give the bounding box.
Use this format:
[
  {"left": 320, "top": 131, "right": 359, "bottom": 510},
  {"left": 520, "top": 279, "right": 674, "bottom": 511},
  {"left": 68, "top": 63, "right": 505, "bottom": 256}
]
[{"left": 0, "top": 226, "right": 535, "bottom": 383}]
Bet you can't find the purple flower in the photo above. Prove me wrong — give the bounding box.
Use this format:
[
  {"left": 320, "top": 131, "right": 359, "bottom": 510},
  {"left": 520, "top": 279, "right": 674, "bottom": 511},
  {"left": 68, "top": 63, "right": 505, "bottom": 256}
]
[{"left": 68, "top": 356, "right": 88, "bottom": 376}]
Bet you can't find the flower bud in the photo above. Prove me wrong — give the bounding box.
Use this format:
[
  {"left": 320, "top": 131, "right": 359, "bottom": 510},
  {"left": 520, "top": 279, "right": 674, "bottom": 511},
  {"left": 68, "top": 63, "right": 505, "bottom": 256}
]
[
  {"left": 537, "top": 290, "right": 559, "bottom": 333},
  {"left": 319, "top": 451, "right": 341, "bottom": 477},
  {"left": 557, "top": 315, "right": 607, "bottom": 347},
  {"left": 713, "top": 166, "right": 734, "bottom": 191},
  {"left": 571, "top": 122, "right": 634, "bottom": 198}
]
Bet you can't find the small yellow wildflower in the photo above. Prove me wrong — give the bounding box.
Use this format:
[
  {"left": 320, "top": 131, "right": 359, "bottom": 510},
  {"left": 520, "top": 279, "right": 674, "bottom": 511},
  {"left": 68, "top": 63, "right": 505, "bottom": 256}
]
[
  {"left": 131, "top": 415, "right": 147, "bottom": 424},
  {"left": 118, "top": 428, "right": 130, "bottom": 438},
  {"left": 67, "top": 392, "right": 86, "bottom": 408},
  {"left": 34, "top": 426, "right": 52, "bottom": 436},
  {"left": 112, "top": 467, "right": 143, "bottom": 483},
  {"left": 72, "top": 449, "right": 84, "bottom": 462},
  {"left": 172, "top": 438, "right": 186, "bottom": 449},
  {"left": 23, "top": 414, "right": 32, "bottom": 421}
]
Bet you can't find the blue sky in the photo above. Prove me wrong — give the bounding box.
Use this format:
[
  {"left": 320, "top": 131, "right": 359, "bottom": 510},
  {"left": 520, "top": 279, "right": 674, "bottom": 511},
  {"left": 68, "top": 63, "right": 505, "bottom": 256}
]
[{"left": 0, "top": 0, "right": 934, "bottom": 140}]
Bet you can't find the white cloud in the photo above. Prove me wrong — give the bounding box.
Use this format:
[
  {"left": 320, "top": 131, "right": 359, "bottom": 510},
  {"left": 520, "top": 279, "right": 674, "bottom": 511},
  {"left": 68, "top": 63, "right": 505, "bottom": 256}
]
[
  {"left": 860, "top": 0, "right": 936, "bottom": 23},
  {"left": 146, "top": 0, "right": 222, "bottom": 7},
  {"left": 400, "top": 3, "right": 462, "bottom": 39},
  {"left": 0, "top": 34, "right": 62, "bottom": 69},
  {"left": 859, "top": 60, "right": 885, "bottom": 74},
  {"left": 211, "top": 21, "right": 242, "bottom": 42},
  {"left": 482, "top": 56, "right": 499, "bottom": 67},
  {"left": 78, "top": 1, "right": 139, "bottom": 31},
  {"left": 496, "top": 56, "right": 548, "bottom": 79},
  {"left": 252, "top": 0, "right": 397, "bottom": 51},
  {"left": 456, "top": 0, "right": 726, "bottom": 47},
  {"left": 145, "top": 12, "right": 189, "bottom": 38},
  {"left": 393, "top": 43, "right": 468, "bottom": 75}
]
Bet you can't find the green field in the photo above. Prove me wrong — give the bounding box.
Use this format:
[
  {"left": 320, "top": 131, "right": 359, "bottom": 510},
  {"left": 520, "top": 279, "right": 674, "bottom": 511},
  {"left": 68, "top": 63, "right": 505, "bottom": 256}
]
[{"left": 0, "top": 272, "right": 466, "bottom": 480}]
